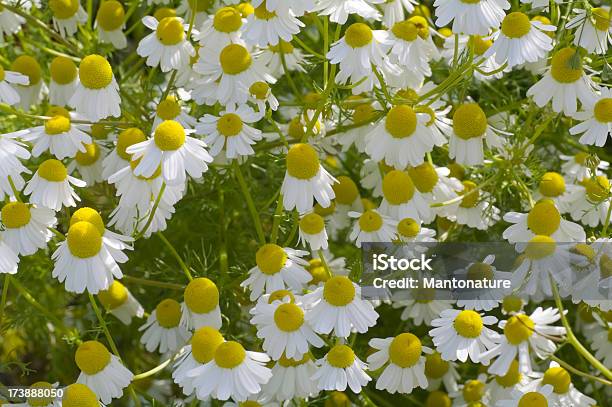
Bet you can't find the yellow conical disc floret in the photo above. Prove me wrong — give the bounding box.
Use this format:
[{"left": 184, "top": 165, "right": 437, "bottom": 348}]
[
  {"left": 154, "top": 120, "right": 186, "bottom": 151},
  {"left": 383, "top": 170, "right": 415, "bottom": 205},
  {"left": 385, "top": 105, "right": 417, "bottom": 138},
  {"left": 38, "top": 159, "right": 68, "bottom": 182},
  {"left": 214, "top": 340, "right": 246, "bottom": 368},
  {"left": 157, "top": 17, "right": 185, "bottom": 45},
  {"left": 220, "top": 44, "right": 252, "bottom": 75},
  {"left": 75, "top": 340, "right": 111, "bottom": 375},
  {"left": 332, "top": 176, "right": 359, "bottom": 205},
  {"left": 352, "top": 103, "right": 376, "bottom": 124},
  {"left": 50, "top": 56, "right": 77, "bottom": 85},
  {"left": 454, "top": 310, "right": 483, "bottom": 338},
  {"left": 527, "top": 199, "right": 560, "bottom": 236},
  {"left": 504, "top": 314, "right": 534, "bottom": 345},
  {"left": 191, "top": 326, "right": 224, "bottom": 363},
  {"left": 76, "top": 143, "right": 101, "bottom": 166},
  {"left": 550, "top": 48, "right": 582, "bottom": 84},
  {"left": 27, "top": 382, "right": 54, "bottom": 407},
  {"left": 254, "top": 2, "right": 276, "bottom": 20},
  {"left": 70, "top": 207, "right": 105, "bottom": 235},
  {"left": 426, "top": 391, "right": 451, "bottom": 407},
  {"left": 268, "top": 289, "right": 295, "bottom": 303},
  {"left": 397, "top": 218, "right": 420, "bottom": 238},
  {"left": 98, "top": 280, "right": 128, "bottom": 309},
  {"left": 11, "top": 55, "right": 41, "bottom": 86},
  {"left": 97, "top": 0, "right": 125, "bottom": 31},
  {"left": 154, "top": 7, "right": 177, "bottom": 21},
  {"left": 256, "top": 244, "right": 287, "bottom": 275},
  {"left": 495, "top": 360, "right": 522, "bottom": 387},
  {"left": 49, "top": 0, "right": 79, "bottom": 19},
  {"left": 525, "top": 235, "right": 556, "bottom": 260},
  {"left": 91, "top": 123, "right": 110, "bottom": 140},
  {"left": 249, "top": 81, "right": 270, "bottom": 100},
  {"left": 308, "top": 259, "right": 329, "bottom": 284},
  {"left": 323, "top": 276, "right": 355, "bottom": 306},
  {"left": 592, "top": 8, "right": 611, "bottom": 31},
  {"left": 300, "top": 212, "right": 325, "bottom": 234},
  {"left": 269, "top": 40, "right": 294, "bottom": 54},
  {"left": 584, "top": 175, "right": 610, "bottom": 202},
  {"left": 62, "top": 384, "right": 99, "bottom": 407},
  {"left": 503, "top": 295, "right": 523, "bottom": 313},
  {"left": 286, "top": 143, "right": 320, "bottom": 180},
  {"left": 462, "top": 380, "right": 485, "bottom": 402},
  {"left": 274, "top": 303, "right": 304, "bottom": 332},
  {"left": 278, "top": 353, "right": 310, "bottom": 367},
  {"left": 184, "top": 277, "right": 219, "bottom": 314},
  {"left": 453, "top": 103, "right": 487, "bottom": 140},
  {"left": 359, "top": 209, "right": 383, "bottom": 232},
  {"left": 389, "top": 333, "right": 422, "bottom": 368},
  {"left": 213, "top": 7, "right": 242, "bottom": 32},
  {"left": 1, "top": 202, "right": 31, "bottom": 229},
  {"left": 157, "top": 96, "right": 181, "bottom": 120},
  {"left": 467, "top": 262, "right": 493, "bottom": 281},
  {"left": 344, "top": 23, "right": 373, "bottom": 48},
  {"left": 542, "top": 366, "right": 571, "bottom": 394},
  {"left": 408, "top": 162, "right": 439, "bottom": 193},
  {"left": 45, "top": 115, "right": 71, "bottom": 135},
  {"left": 79, "top": 55, "right": 113, "bottom": 90},
  {"left": 425, "top": 352, "right": 449, "bottom": 379},
  {"left": 539, "top": 172, "right": 565, "bottom": 197},
  {"left": 518, "top": 392, "right": 547, "bottom": 407},
  {"left": 188, "top": 0, "right": 212, "bottom": 12},
  {"left": 392, "top": 20, "right": 419, "bottom": 41},
  {"left": 327, "top": 344, "right": 355, "bottom": 368},
  {"left": 594, "top": 98, "right": 612, "bottom": 123},
  {"left": 217, "top": 113, "right": 243, "bottom": 137},
  {"left": 156, "top": 298, "right": 181, "bottom": 328},
  {"left": 67, "top": 221, "right": 102, "bottom": 258},
  {"left": 0, "top": 66, "right": 4, "bottom": 81},
  {"left": 116, "top": 128, "right": 146, "bottom": 160},
  {"left": 324, "top": 391, "right": 351, "bottom": 407},
  {"left": 473, "top": 36, "right": 493, "bottom": 55},
  {"left": 501, "top": 12, "right": 531, "bottom": 38}
]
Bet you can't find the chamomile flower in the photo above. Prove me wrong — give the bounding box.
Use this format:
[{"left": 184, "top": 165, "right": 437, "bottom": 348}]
[
  {"left": 252, "top": 0, "right": 314, "bottom": 16},
  {"left": 48, "top": 56, "right": 78, "bottom": 106},
  {"left": 298, "top": 212, "right": 329, "bottom": 250},
  {"left": 241, "top": 244, "right": 311, "bottom": 301},
  {"left": 68, "top": 142, "right": 106, "bottom": 185},
  {"left": 304, "top": 275, "right": 378, "bottom": 337},
  {"left": 313, "top": 0, "right": 383, "bottom": 24},
  {"left": 425, "top": 390, "right": 453, "bottom": 406},
  {"left": 591, "top": 325, "right": 612, "bottom": 368},
  {"left": 330, "top": 176, "right": 362, "bottom": 228},
  {"left": 0, "top": 6, "right": 25, "bottom": 43},
  {"left": 140, "top": 298, "right": 191, "bottom": 353},
  {"left": 424, "top": 352, "right": 460, "bottom": 393},
  {"left": 479, "top": 308, "right": 565, "bottom": 376},
  {"left": 70, "top": 54, "right": 121, "bottom": 121},
  {"left": 0, "top": 201, "right": 56, "bottom": 256},
  {"left": 454, "top": 256, "right": 512, "bottom": 311},
  {"left": 560, "top": 151, "right": 609, "bottom": 182},
  {"left": 180, "top": 277, "right": 222, "bottom": 331},
  {"left": 153, "top": 95, "right": 197, "bottom": 130},
  {"left": 570, "top": 87, "right": 612, "bottom": 147},
  {"left": 442, "top": 34, "right": 506, "bottom": 80},
  {"left": 193, "top": 6, "right": 244, "bottom": 51},
  {"left": 24, "top": 159, "right": 85, "bottom": 211},
  {"left": 95, "top": 0, "right": 127, "bottom": 49},
  {"left": 10, "top": 55, "right": 45, "bottom": 109},
  {"left": 486, "top": 11, "right": 555, "bottom": 68},
  {"left": 313, "top": 344, "right": 371, "bottom": 392},
  {"left": 61, "top": 383, "right": 103, "bottom": 407},
  {"left": 429, "top": 308, "right": 499, "bottom": 363},
  {"left": 258, "top": 41, "right": 307, "bottom": 77},
  {"left": 262, "top": 354, "right": 319, "bottom": 401},
  {"left": 127, "top": 120, "right": 213, "bottom": 186},
  {"left": 450, "top": 180, "right": 500, "bottom": 230},
  {"left": 248, "top": 81, "right": 279, "bottom": 114},
  {"left": 196, "top": 104, "right": 262, "bottom": 159},
  {"left": 387, "top": 18, "right": 439, "bottom": 84},
  {"left": 524, "top": 362, "right": 596, "bottom": 407},
  {"left": 176, "top": 0, "right": 211, "bottom": 27},
  {"left": 392, "top": 285, "right": 453, "bottom": 325},
  {"left": 0, "top": 64, "right": 28, "bottom": 105},
  {"left": 0, "top": 132, "right": 30, "bottom": 200},
  {"left": 433, "top": 0, "right": 509, "bottom": 36},
  {"left": 367, "top": 333, "right": 431, "bottom": 394},
  {"left": 381, "top": 0, "right": 417, "bottom": 27},
  {"left": 532, "top": 171, "right": 575, "bottom": 212},
  {"left": 348, "top": 209, "right": 397, "bottom": 247},
  {"left": 11, "top": 381, "right": 63, "bottom": 407},
  {"left": 527, "top": 47, "right": 597, "bottom": 115},
  {"left": 187, "top": 340, "right": 272, "bottom": 401},
  {"left": 102, "top": 127, "right": 147, "bottom": 179},
  {"left": 567, "top": 175, "right": 611, "bottom": 227},
  {"left": 567, "top": 7, "right": 612, "bottom": 55},
  {"left": 453, "top": 377, "right": 491, "bottom": 407},
  {"left": 49, "top": 0, "right": 87, "bottom": 37},
  {"left": 75, "top": 340, "right": 133, "bottom": 404},
  {"left": 497, "top": 385, "right": 554, "bottom": 407},
  {"left": 0, "top": 236, "right": 19, "bottom": 274},
  {"left": 97, "top": 280, "right": 144, "bottom": 325},
  {"left": 138, "top": 16, "right": 195, "bottom": 72},
  {"left": 334, "top": 99, "right": 378, "bottom": 153},
  {"left": 379, "top": 170, "right": 431, "bottom": 222},
  {"left": 569, "top": 240, "right": 612, "bottom": 310},
  {"left": 486, "top": 359, "right": 532, "bottom": 402},
  {"left": 243, "top": 1, "right": 304, "bottom": 47},
  {"left": 280, "top": 143, "right": 337, "bottom": 212},
  {"left": 408, "top": 162, "right": 463, "bottom": 217}
]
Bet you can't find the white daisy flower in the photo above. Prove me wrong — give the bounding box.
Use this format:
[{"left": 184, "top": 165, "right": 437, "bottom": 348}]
[
  {"left": 109, "top": 197, "right": 175, "bottom": 238},
  {"left": 0, "top": 234, "right": 19, "bottom": 275},
  {"left": 0, "top": 131, "right": 30, "bottom": 200},
  {"left": 429, "top": 308, "right": 499, "bottom": 363},
  {"left": 329, "top": 175, "right": 362, "bottom": 230},
  {"left": 75, "top": 340, "right": 133, "bottom": 404},
  {"left": 70, "top": 54, "right": 121, "bottom": 121},
  {"left": 485, "top": 11, "right": 555, "bottom": 68},
  {"left": 10, "top": 55, "right": 45, "bottom": 109},
  {"left": 176, "top": 0, "right": 210, "bottom": 27},
  {"left": 348, "top": 209, "right": 397, "bottom": 247},
  {"left": 381, "top": 0, "right": 417, "bottom": 27},
  {"left": 0, "top": 64, "right": 29, "bottom": 105},
  {"left": 95, "top": 0, "right": 128, "bottom": 49},
  {"left": 67, "top": 142, "right": 107, "bottom": 186},
  {"left": 61, "top": 384, "right": 103, "bottom": 407},
  {"left": 101, "top": 127, "right": 147, "bottom": 179},
  {"left": 298, "top": 212, "right": 329, "bottom": 250},
  {"left": 454, "top": 255, "right": 512, "bottom": 311},
  {"left": 449, "top": 180, "right": 500, "bottom": 230},
  {"left": 334, "top": 99, "right": 379, "bottom": 153},
  {"left": 566, "top": 7, "right": 612, "bottom": 55},
  {"left": 97, "top": 280, "right": 145, "bottom": 325},
  {"left": 24, "top": 159, "right": 86, "bottom": 211},
  {"left": 0, "top": 201, "right": 56, "bottom": 256},
  {"left": 567, "top": 175, "right": 611, "bottom": 227},
  {"left": 137, "top": 16, "right": 195, "bottom": 72},
  {"left": 262, "top": 354, "right": 319, "bottom": 401},
  {"left": 590, "top": 324, "right": 612, "bottom": 368},
  {"left": 258, "top": 41, "right": 307, "bottom": 77},
  {"left": 48, "top": 56, "right": 78, "bottom": 107},
  {"left": 570, "top": 87, "right": 612, "bottom": 147},
  {"left": 140, "top": 298, "right": 191, "bottom": 353},
  {"left": 180, "top": 277, "right": 222, "bottom": 331},
  {"left": 560, "top": 151, "right": 609, "bottom": 182},
  {"left": 486, "top": 359, "right": 533, "bottom": 402},
  {"left": 424, "top": 352, "right": 460, "bottom": 393},
  {"left": 523, "top": 362, "right": 596, "bottom": 407},
  {"left": 241, "top": 244, "right": 311, "bottom": 301},
  {"left": 532, "top": 171, "right": 576, "bottom": 213},
  {"left": 367, "top": 333, "right": 431, "bottom": 394},
  {"left": 392, "top": 285, "right": 453, "bottom": 325},
  {"left": 312, "top": 0, "right": 383, "bottom": 24},
  {"left": 409, "top": 162, "right": 462, "bottom": 218},
  {"left": 252, "top": 0, "right": 314, "bottom": 16},
  {"left": 127, "top": 120, "right": 213, "bottom": 187},
  {"left": 193, "top": 6, "right": 245, "bottom": 51},
  {"left": 0, "top": 7, "right": 25, "bottom": 43},
  {"left": 248, "top": 81, "right": 279, "bottom": 114},
  {"left": 497, "top": 384, "right": 554, "bottom": 407},
  {"left": 186, "top": 340, "right": 272, "bottom": 401},
  {"left": 10, "top": 381, "right": 63, "bottom": 407},
  {"left": 152, "top": 95, "right": 197, "bottom": 130},
  {"left": 434, "top": 0, "right": 509, "bottom": 36},
  {"left": 49, "top": 0, "right": 87, "bottom": 37},
  {"left": 313, "top": 344, "right": 372, "bottom": 394},
  {"left": 304, "top": 275, "right": 378, "bottom": 337},
  {"left": 243, "top": 1, "right": 304, "bottom": 47},
  {"left": 379, "top": 169, "right": 432, "bottom": 222},
  {"left": 527, "top": 47, "right": 597, "bottom": 115}
]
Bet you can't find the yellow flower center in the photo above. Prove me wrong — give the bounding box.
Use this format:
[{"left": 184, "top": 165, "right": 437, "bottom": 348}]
[
  {"left": 332, "top": 176, "right": 359, "bottom": 205},
  {"left": 249, "top": 81, "right": 269, "bottom": 99},
  {"left": 154, "top": 120, "right": 185, "bottom": 151},
  {"left": 278, "top": 353, "right": 310, "bottom": 367},
  {"left": 274, "top": 302, "right": 304, "bottom": 331},
  {"left": 424, "top": 352, "right": 449, "bottom": 379},
  {"left": 11, "top": 55, "right": 41, "bottom": 85},
  {"left": 254, "top": 2, "right": 276, "bottom": 20},
  {"left": 453, "top": 103, "right": 487, "bottom": 140},
  {"left": 539, "top": 172, "right": 566, "bottom": 197},
  {"left": 62, "top": 384, "right": 99, "bottom": 407},
  {"left": 240, "top": 401, "right": 261, "bottom": 407},
  {"left": 184, "top": 277, "right": 219, "bottom": 314},
  {"left": 50, "top": 56, "right": 77, "bottom": 85},
  {"left": 448, "top": 162, "right": 465, "bottom": 180},
  {"left": 472, "top": 36, "right": 492, "bottom": 55},
  {"left": 594, "top": 98, "right": 612, "bottom": 123},
  {"left": 1, "top": 202, "right": 31, "bottom": 229},
  {"left": 463, "top": 380, "right": 485, "bottom": 402},
  {"left": 67, "top": 221, "right": 102, "bottom": 258},
  {"left": 314, "top": 201, "right": 336, "bottom": 217},
  {"left": 75, "top": 340, "right": 111, "bottom": 375},
  {"left": 214, "top": 341, "right": 246, "bottom": 368},
  {"left": 70, "top": 207, "right": 105, "bottom": 235},
  {"left": 79, "top": 55, "right": 113, "bottom": 89},
  {"left": 268, "top": 289, "right": 295, "bottom": 303},
  {"left": 45, "top": 115, "right": 71, "bottom": 135},
  {"left": 156, "top": 96, "right": 181, "bottom": 120},
  {"left": 358, "top": 209, "right": 383, "bottom": 232},
  {"left": 300, "top": 212, "right": 325, "bottom": 234},
  {"left": 385, "top": 105, "right": 417, "bottom": 138},
  {"left": 98, "top": 280, "right": 128, "bottom": 309},
  {"left": 426, "top": 391, "right": 451, "bottom": 407},
  {"left": 527, "top": 199, "right": 561, "bottom": 236},
  {"left": 408, "top": 15, "right": 429, "bottom": 38},
  {"left": 352, "top": 103, "right": 376, "bottom": 124},
  {"left": 236, "top": 2, "right": 254, "bottom": 17},
  {"left": 154, "top": 7, "right": 177, "bottom": 21},
  {"left": 116, "top": 127, "right": 146, "bottom": 160},
  {"left": 217, "top": 113, "right": 243, "bottom": 137},
  {"left": 156, "top": 298, "right": 181, "bottom": 328},
  {"left": 415, "top": 286, "right": 436, "bottom": 303},
  {"left": 256, "top": 243, "right": 287, "bottom": 275},
  {"left": 408, "top": 162, "right": 438, "bottom": 193},
  {"left": 550, "top": 48, "right": 583, "bottom": 83},
  {"left": 286, "top": 143, "right": 320, "bottom": 179},
  {"left": 344, "top": 23, "right": 373, "bottom": 48},
  {"left": 269, "top": 40, "right": 294, "bottom": 54},
  {"left": 592, "top": 8, "right": 611, "bottom": 32},
  {"left": 383, "top": 170, "right": 415, "bottom": 205},
  {"left": 97, "top": 0, "right": 125, "bottom": 31},
  {"left": 389, "top": 333, "right": 422, "bottom": 368},
  {"left": 574, "top": 152, "right": 589, "bottom": 164},
  {"left": 188, "top": 0, "right": 212, "bottom": 12},
  {"left": 495, "top": 359, "right": 522, "bottom": 387},
  {"left": 27, "top": 382, "right": 54, "bottom": 407},
  {"left": 92, "top": 123, "right": 111, "bottom": 139},
  {"left": 324, "top": 391, "right": 350, "bottom": 407},
  {"left": 0, "top": 66, "right": 4, "bottom": 81},
  {"left": 392, "top": 21, "right": 418, "bottom": 41},
  {"left": 397, "top": 218, "right": 420, "bottom": 238},
  {"left": 585, "top": 175, "right": 610, "bottom": 202},
  {"left": 502, "top": 295, "right": 523, "bottom": 313},
  {"left": 467, "top": 262, "right": 493, "bottom": 281},
  {"left": 327, "top": 344, "right": 355, "bottom": 368},
  {"left": 191, "top": 326, "right": 224, "bottom": 363},
  {"left": 49, "top": 0, "right": 79, "bottom": 19},
  {"left": 38, "top": 159, "right": 68, "bottom": 182},
  {"left": 542, "top": 366, "right": 571, "bottom": 394},
  {"left": 308, "top": 259, "right": 329, "bottom": 284},
  {"left": 600, "top": 254, "right": 612, "bottom": 279},
  {"left": 525, "top": 235, "right": 557, "bottom": 259},
  {"left": 213, "top": 7, "right": 242, "bottom": 32},
  {"left": 156, "top": 17, "right": 185, "bottom": 46},
  {"left": 75, "top": 143, "right": 101, "bottom": 166},
  {"left": 459, "top": 180, "right": 479, "bottom": 208},
  {"left": 453, "top": 310, "right": 483, "bottom": 338},
  {"left": 518, "top": 392, "right": 548, "bottom": 407},
  {"left": 219, "top": 44, "right": 252, "bottom": 75},
  {"left": 396, "top": 88, "right": 419, "bottom": 105},
  {"left": 287, "top": 117, "right": 306, "bottom": 140},
  {"left": 504, "top": 314, "right": 534, "bottom": 345},
  {"left": 501, "top": 12, "right": 531, "bottom": 38},
  {"left": 323, "top": 276, "right": 356, "bottom": 306}
]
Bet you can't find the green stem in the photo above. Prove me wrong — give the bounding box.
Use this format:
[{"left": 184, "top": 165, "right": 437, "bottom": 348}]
[
  {"left": 132, "top": 353, "right": 178, "bottom": 381},
  {"left": 122, "top": 275, "right": 185, "bottom": 290},
  {"left": 218, "top": 189, "right": 229, "bottom": 280},
  {"left": 318, "top": 249, "right": 332, "bottom": 279},
  {"left": 601, "top": 198, "right": 612, "bottom": 236},
  {"left": 134, "top": 183, "right": 166, "bottom": 240},
  {"left": 430, "top": 175, "right": 497, "bottom": 208},
  {"left": 157, "top": 232, "right": 193, "bottom": 281},
  {"left": 233, "top": 162, "right": 266, "bottom": 245},
  {"left": 7, "top": 176, "right": 22, "bottom": 202},
  {"left": 549, "top": 355, "right": 612, "bottom": 386},
  {"left": 279, "top": 48, "right": 300, "bottom": 98},
  {"left": 10, "top": 278, "right": 65, "bottom": 329},
  {"left": 0, "top": 275, "right": 10, "bottom": 326},
  {"left": 270, "top": 194, "right": 284, "bottom": 244}
]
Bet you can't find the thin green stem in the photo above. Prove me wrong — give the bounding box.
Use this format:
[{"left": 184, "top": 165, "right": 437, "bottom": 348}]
[
  {"left": 601, "top": 198, "right": 612, "bottom": 236},
  {"left": 122, "top": 275, "right": 185, "bottom": 290},
  {"left": 133, "top": 353, "right": 178, "bottom": 381},
  {"left": 157, "top": 232, "right": 193, "bottom": 281},
  {"left": 233, "top": 162, "right": 266, "bottom": 245},
  {"left": 134, "top": 183, "right": 166, "bottom": 240},
  {"left": 10, "top": 278, "right": 65, "bottom": 329},
  {"left": 0, "top": 275, "right": 10, "bottom": 326},
  {"left": 7, "top": 176, "right": 22, "bottom": 202},
  {"left": 270, "top": 194, "right": 284, "bottom": 244},
  {"left": 549, "top": 355, "right": 612, "bottom": 386},
  {"left": 317, "top": 250, "right": 332, "bottom": 279}
]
